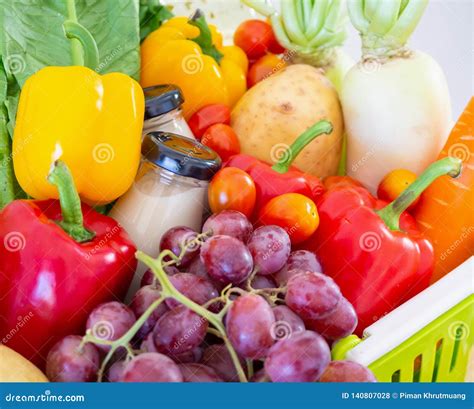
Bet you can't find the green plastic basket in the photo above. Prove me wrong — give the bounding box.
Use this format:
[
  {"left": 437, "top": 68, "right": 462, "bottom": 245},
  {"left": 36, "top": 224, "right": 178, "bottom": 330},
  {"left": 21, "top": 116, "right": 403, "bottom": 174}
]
[{"left": 333, "top": 258, "right": 473, "bottom": 383}]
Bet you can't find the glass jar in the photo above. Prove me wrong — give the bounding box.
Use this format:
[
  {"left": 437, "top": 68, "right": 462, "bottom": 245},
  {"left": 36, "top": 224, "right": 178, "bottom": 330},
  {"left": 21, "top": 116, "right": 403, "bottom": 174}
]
[
  {"left": 110, "top": 132, "right": 221, "bottom": 298},
  {"left": 142, "top": 84, "right": 195, "bottom": 139}
]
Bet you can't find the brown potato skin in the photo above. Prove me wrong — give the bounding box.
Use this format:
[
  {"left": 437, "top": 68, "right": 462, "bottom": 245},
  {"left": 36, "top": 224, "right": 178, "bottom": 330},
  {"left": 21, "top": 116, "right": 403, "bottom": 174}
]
[
  {"left": 231, "top": 64, "right": 343, "bottom": 178},
  {"left": 0, "top": 345, "right": 48, "bottom": 382}
]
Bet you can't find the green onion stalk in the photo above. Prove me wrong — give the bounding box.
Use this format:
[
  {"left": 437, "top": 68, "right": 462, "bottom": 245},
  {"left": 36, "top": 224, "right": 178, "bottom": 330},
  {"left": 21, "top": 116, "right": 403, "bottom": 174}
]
[
  {"left": 242, "top": 0, "right": 353, "bottom": 92},
  {"left": 347, "top": 0, "right": 429, "bottom": 59}
]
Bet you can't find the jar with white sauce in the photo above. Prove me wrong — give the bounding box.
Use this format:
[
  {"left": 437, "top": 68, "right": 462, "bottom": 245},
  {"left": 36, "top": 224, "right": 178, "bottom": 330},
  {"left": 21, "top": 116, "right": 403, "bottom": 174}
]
[
  {"left": 142, "top": 85, "right": 195, "bottom": 139},
  {"left": 110, "top": 132, "right": 221, "bottom": 298}
]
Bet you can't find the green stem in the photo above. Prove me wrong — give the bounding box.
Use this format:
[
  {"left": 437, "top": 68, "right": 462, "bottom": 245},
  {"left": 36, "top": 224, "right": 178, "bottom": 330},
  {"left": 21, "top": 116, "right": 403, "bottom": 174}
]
[
  {"left": 188, "top": 9, "right": 223, "bottom": 64},
  {"left": 377, "top": 157, "right": 462, "bottom": 231},
  {"left": 271, "top": 120, "right": 333, "bottom": 174},
  {"left": 47, "top": 160, "right": 95, "bottom": 243},
  {"left": 66, "top": 0, "right": 83, "bottom": 66},
  {"left": 64, "top": 0, "right": 99, "bottom": 69},
  {"left": 347, "top": 0, "right": 429, "bottom": 57},
  {"left": 63, "top": 21, "right": 99, "bottom": 70},
  {"left": 0, "top": 115, "right": 14, "bottom": 209},
  {"left": 136, "top": 249, "right": 248, "bottom": 383}
]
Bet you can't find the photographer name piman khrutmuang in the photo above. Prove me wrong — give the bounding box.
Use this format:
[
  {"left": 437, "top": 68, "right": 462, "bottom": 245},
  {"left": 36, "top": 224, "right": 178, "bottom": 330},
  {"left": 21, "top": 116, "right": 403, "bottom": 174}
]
[{"left": 398, "top": 392, "right": 467, "bottom": 401}]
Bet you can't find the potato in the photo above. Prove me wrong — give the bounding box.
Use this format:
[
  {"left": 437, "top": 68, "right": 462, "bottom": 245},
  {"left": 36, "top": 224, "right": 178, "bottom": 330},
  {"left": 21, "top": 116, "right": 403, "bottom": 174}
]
[
  {"left": 231, "top": 64, "right": 343, "bottom": 178},
  {"left": 0, "top": 345, "right": 48, "bottom": 382}
]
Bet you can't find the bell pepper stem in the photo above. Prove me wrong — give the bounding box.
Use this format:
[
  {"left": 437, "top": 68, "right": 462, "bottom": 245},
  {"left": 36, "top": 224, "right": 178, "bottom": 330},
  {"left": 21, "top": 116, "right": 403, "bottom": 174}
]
[
  {"left": 189, "top": 9, "right": 224, "bottom": 63},
  {"left": 377, "top": 157, "right": 462, "bottom": 231},
  {"left": 64, "top": 0, "right": 99, "bottom": 70},
  {"left": 271, "top": 120, "right": 333, "bottom": 174},
  {"left": 47, "top": 160, "right": 95, "bottom": 243}
]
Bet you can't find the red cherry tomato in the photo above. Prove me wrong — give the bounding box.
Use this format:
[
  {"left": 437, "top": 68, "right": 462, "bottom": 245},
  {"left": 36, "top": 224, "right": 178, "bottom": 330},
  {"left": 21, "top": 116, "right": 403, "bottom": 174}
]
[
  {"left": 234, "top": 20, "right": 279, "bottom": 60},
  {"left": 188, "top": 104, "right": 231, "bottom": 140},
  {"left": 209, "top": 167, "right": 256, "bottom": 217},
  {"left": 201, "top": 124, "right": 241, "bottom": 162},
  {"left": 247, "top": 54, "right": 286, "bottom": 87}
]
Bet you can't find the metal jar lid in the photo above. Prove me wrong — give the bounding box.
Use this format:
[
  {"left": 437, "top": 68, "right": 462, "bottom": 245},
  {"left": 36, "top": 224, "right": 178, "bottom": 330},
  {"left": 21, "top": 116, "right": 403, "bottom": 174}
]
[
  {"left": 141, "top": 132, "right": 222, "bottom": 181},
  {"left": 143, "top": 84, "right": 185, "bottom": 120}
]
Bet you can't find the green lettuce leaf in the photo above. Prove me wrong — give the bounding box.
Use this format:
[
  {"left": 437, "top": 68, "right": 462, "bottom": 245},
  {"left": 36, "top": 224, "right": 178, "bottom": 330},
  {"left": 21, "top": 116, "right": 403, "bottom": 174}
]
[{"left": 139, "top": 0, "right": 173, "bottom": 42}]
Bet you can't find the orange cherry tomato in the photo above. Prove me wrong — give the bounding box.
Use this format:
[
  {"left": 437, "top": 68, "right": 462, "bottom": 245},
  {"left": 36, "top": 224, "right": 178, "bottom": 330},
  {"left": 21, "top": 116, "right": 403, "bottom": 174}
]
[
  {"left": 201, "top": 124, "right": 241, "bottom": 162},
  {"left": 209, "top": 167, "right": 256, "bottom": 217},
  {"left": 247, "top": 54, "right": 286, "bottom": 87},
  {"left": 188, "top": 104, "right": 231, "bottom": 139},
  {"left": 258, "top": 193, "right": 319, "bottom": 244},
  {"left": 378, "top": 169, "right": 420, "bottom": 211}
]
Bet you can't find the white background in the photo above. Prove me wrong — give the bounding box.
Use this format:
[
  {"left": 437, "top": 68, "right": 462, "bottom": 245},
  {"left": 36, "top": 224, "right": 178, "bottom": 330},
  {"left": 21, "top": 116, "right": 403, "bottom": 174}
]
[{"left": 168, "top": 0, "right": 473, "bottom": 118}]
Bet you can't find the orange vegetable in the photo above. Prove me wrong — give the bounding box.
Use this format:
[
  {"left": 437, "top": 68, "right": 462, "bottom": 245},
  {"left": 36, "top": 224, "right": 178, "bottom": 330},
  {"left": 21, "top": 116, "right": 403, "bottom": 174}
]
[
  {"left": 378, "top": 169, "right": 420, "bottom": 211},
  {"left": 258, "top": 193, "right": 319, "bottom": 244},
  {"left": 209, "top": 167, "right": 256, "bottom": 218},
  {"left": 415, "top": 98, "right": 474, "bottom": 282}
]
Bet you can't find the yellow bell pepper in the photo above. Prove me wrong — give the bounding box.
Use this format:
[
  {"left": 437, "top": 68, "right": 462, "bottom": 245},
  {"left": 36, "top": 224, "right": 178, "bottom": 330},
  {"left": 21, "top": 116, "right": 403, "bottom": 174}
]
[
  {"left": 140, "top": 12, "right": 247, "bottom": 119},
  {"left": 13, "top": 66, "right": 144, "bottom": 205}
]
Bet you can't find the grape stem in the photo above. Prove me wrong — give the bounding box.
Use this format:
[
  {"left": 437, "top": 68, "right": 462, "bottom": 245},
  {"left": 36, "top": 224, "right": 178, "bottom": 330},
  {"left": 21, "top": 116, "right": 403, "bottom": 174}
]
[
  {"left": 136, "top": 250, "right": 248, "bottom": 383},
  {"left": 83, "top": 231, "right": 249, "bottom": 382}
]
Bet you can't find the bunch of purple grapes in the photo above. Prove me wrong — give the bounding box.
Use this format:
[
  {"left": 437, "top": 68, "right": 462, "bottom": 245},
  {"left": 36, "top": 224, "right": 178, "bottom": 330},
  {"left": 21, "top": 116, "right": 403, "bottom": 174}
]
[{"left": 45, "top": 210, "right": 376, "bottom": 383}]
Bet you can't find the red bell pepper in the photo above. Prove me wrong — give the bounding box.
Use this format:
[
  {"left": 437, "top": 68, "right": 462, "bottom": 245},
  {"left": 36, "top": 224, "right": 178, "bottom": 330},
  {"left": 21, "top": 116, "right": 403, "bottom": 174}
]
[
  {"left": 305, "top": 157, "right": 462, "bottom": 334},
  {"left": 225, "top": 120, "right": 332, "bottom": 216},
  {"left": 0, "top": 161, "right": 136, "bottom": 366}
]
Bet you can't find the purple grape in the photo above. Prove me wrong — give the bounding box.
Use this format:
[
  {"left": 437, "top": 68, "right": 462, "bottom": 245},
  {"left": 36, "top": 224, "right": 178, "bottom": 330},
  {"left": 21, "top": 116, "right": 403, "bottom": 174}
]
[
  {"left": 46, "top": 336, "right": 100, "bottom": 382},
  {"left": 153, "top": 305, "right": 208, "bottom": 356},
  {"left": 107, "top": 361, "right": 126, "bottom": 382},
  {"left": 200, "top": 235, "right": 253, "bottom": 284},
  {"left": 274, "top": 250, "right": 322, "bottom": 286},
  {"left": 200, "top": 344, "right": 246, "bottom": 382},
  {"left": 120, "top": 353, "right": 183, "bottom": 382},
  {"left": 130, "top": 285, "right": 168, "bottom": 339},
  {"left": 264, "top": 331, "right": 330, "bottom": 382},
  {"left": 251, "top": 274, "right": 277, "bottom": 290},
  {"left": 226, "top": 294, "right": 275, "bottom": 359},
  {"left": 140, "top": 267, "right": 178, "bottom": 287},
  {"left": 160, "top": 226, "right": 200, "bottom": 267},
  {"left": 140, "top": 333, "right": 158, "bottom": 353},
  {"left": 187, "top": 257, "right": 226, "bottom": 292},
  {"left": 86, "top": 302, "right": 136, "bottom": 351},
  {"left": 271, "top": 305, "right": 305, "bottom": 340},
  {"left": 285, "top": 271, "right": 341, "bottom": 320},
  {"left": 178, "top": 363, "right": 224, "bottom": 382},
  {"left": 202, "top": 210, "right": 253, "bottom": 242},
  {"left": 166, "top": 273, "right": 219, "bottom": 309},
  {"left": 319, "top": 361, "right": 377, "bottom": 382},
  {"left": 306, "top": 297, "right": 357, "bottom": 341},
  {"left": 172, "top": 347, "right": 203, "bottom": 364},
  {"left": 247, "top": 226, "right": 291, "bottom": 275}
]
